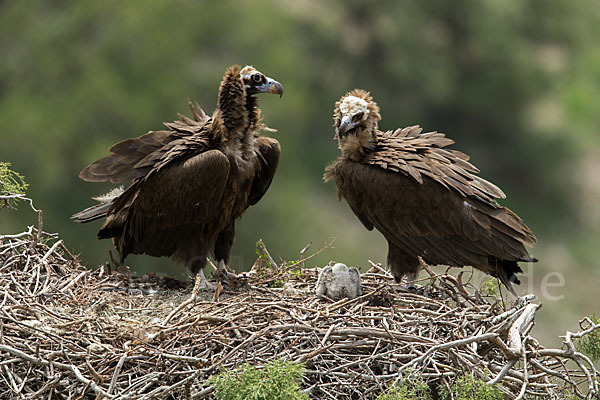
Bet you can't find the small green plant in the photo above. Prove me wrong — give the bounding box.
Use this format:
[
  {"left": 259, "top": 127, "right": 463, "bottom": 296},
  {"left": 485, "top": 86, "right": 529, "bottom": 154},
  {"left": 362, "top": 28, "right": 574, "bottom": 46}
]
[
  {"left": 252, "top": 240, "right": 303, "bottom": 288},
  {"left": 575, "top": 314, "right": 600, "bottom": 363},
  {"left": 289, "top": 267, "right": 304, "bottom": 278},
  {"left": 255, "top": 239, "right": 275, "bottom": 269},
  {"left": 480, "top": 277, "right": 501, "bottom": 297},
  {"left": 209, "top": 359, "right": 308, "bottom": 400},
  {"left": 0, "top": 162, "right": 28, "bottom": 209},
  {"left": 377, "top": 374, "right": 431, "bottom": 399},
  {"left": 439, "top": 374, "right": 503, "bottom": 400}
]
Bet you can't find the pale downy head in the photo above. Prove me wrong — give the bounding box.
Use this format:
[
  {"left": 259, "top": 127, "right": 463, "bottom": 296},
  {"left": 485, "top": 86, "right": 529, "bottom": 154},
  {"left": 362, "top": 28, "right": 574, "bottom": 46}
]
[
  {"left": 333, "top": 89, "right": 381, "bottom": 140},
  {"left": 332, "top": 90, "right": 382, "bottom": 159}
]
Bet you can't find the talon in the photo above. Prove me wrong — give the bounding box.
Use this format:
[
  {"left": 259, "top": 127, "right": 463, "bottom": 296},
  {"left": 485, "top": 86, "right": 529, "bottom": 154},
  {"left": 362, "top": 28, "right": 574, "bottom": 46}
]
[
  {"left": 213, "top": 260, "right": 246, "bottom": 290},
  {"left": 392, "top": 272, "right": 425, "bottom": 295},
  {"left": 196, "top": 269, "right": 214, "bottom": 290},
  {"left": 405, "top": 271, "right": 418, "bottom": 290}
]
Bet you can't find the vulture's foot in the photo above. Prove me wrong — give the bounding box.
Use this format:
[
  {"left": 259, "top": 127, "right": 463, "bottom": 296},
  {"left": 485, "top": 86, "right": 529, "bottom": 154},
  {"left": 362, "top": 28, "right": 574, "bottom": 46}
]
[
  {"left": 405, "top": 285, "right": 425, "bottom": 295},
  {"left": 196, "top": 269, "right": 215, "bottom": 290},
  {"left": 394, "top": 284, "right": 425, "bottom": 295},
  {"left": 213, "top": 260, "right": 246, "bottom": 290},
  {"left": 405, "top": 271, "right": 417, "bottom": 289},
  {"left": 394, "top": 272, "right": 424, "bottom": 295}
]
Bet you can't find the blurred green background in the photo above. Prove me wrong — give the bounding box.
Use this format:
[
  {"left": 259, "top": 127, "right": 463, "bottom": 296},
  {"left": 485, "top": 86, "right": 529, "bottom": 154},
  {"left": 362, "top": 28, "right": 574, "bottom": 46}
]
[{"left": 1, "top": 0, "right": 599, "bottom": 345}]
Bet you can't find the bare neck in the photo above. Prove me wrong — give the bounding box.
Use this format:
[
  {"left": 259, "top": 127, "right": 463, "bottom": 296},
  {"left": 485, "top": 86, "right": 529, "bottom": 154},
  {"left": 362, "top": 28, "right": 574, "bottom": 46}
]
[
  {"left": 213, "top": 70, "right": 262, "bottom": 163},
  {"left": 215, "top": 69, "right": 248, "bottom": 143}
]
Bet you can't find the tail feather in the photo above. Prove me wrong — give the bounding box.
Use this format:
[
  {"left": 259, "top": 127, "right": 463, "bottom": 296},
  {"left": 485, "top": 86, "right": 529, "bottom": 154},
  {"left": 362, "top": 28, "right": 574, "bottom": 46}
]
[
  {"left": 71, "top": 202, "right": 111, "bottom": 223},
  {"left": 71, "top": 187, "right": 124, "bottom": 223},
  {"left": 490, "top": 259, "right": 525, "bottom": 297},
  {"left": 520, "top": 255, "right": 538, "bottom": 263}
]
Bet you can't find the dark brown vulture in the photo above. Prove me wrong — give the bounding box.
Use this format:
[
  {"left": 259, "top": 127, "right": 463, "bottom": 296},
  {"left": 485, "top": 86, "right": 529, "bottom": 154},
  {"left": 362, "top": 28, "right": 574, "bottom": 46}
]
[
  {"left": 72, "top": 65, "right": 283, "bottom": 287},
  {"left": 324, "top": 89, "right": 537, "bottom": 295}
]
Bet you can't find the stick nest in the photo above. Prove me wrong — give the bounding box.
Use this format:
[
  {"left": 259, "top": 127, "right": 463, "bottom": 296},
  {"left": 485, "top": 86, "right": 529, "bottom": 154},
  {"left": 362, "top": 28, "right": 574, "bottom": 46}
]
[{"left": 1, "top": 206, "right": 599, "bottom": 399}]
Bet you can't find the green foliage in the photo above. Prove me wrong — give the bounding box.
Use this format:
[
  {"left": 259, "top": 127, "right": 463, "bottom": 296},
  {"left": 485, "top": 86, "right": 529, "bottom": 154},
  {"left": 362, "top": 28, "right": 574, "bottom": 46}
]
[
  {"left": 439, "top": 374, "right": 503, "bottom": 400},
  {"left": 208, "top": 359, "right": 308, "bottom": 400},
  {"left": 377, "top": 375, "right": 431, "bottom": 400},
  {"left": 255, "top": 239, "right": 276, "bottom": 269},
  {"left": 379, "top": 373, "right": 502, "bottom": 400},
  {"left": 561, "top": 388, "right": 583, "bottom": 400},
  {"left": 252, "top": 239, "right": 302, "bottom": 288},
  {"left": 378, "top": 373, "right": 504, "bottom": 400},
  {"left": 0, "top": 162, "right": 28, "bottom": 209},
  {"left": 480, "top": 277, "right": 501, "bottom": 297},
  {"left": 575, "top": 314, "right": 600, "bottom": 363}
]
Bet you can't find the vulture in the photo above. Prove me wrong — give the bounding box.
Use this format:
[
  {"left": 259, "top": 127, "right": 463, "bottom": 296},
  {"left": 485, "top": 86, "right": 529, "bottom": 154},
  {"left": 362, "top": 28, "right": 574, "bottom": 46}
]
[
  {"left": 72, "top": 65, "right": 283, "bottom": 287},
  {"left": 324, "top": 89, "right": 537, "bottom": 295}
]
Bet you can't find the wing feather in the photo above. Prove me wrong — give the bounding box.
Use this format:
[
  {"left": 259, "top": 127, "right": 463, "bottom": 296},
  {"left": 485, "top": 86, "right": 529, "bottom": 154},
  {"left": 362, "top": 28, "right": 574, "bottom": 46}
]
[
  {"left": 364, "top": 129, "right": 508, "bottom": 205},
  {"left": 102, "top": 150, "right": 230, "bottom": 259},
  {"left": 246, "top": 137, "right": 280, "bottom": 207},
  {"left": 331, "top": 159, "right": 535, "bottom": 267},
  {"left": 79, "top": 102, "right": 211, "bottom": 184}
]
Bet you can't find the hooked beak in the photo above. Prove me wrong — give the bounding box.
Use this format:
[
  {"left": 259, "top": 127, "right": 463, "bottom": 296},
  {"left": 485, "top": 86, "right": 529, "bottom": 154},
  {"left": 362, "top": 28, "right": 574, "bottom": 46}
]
[
  {"left": 255, "top": 77, "right": 284, "bottom": 97},
  {"left": 338, "top": 115, "right": 357, "bottom": 137}
]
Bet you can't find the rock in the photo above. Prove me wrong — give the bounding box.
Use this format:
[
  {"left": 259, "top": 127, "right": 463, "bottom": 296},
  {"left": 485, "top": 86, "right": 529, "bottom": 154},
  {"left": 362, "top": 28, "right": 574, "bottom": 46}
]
[{"left": 315, "top": 262, "right": 362, "bottom": 300}]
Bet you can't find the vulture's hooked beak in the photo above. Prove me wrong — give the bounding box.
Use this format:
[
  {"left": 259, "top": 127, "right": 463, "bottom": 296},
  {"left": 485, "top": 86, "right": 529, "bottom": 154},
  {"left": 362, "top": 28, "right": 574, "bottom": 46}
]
[
  {"left": 255, "top": 77, "right": 284, "bottom": 97},
  {"left": 338, "top": 115, "right": 358, "bottom": 137}
]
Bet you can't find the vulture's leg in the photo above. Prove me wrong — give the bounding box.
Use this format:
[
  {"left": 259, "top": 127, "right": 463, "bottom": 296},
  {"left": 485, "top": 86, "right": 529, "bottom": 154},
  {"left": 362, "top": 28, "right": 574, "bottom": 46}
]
[
  {"left": 213, "top": 225, "right": 243, "bottom": 288},
  {"left": 214, "top": 224, "right": 235, "bottom": 266},
  {"left": 387, "top": 243, "right": 421, "bottom": 291},
  {"left": 195, "top": 268, "right": 211, "bottom": 290},
  {"left": 189, "top": 255, "right": 213, "bottom": 289},
  {"left": 404, "top": 271, "right": 419, "bottom": 289}
]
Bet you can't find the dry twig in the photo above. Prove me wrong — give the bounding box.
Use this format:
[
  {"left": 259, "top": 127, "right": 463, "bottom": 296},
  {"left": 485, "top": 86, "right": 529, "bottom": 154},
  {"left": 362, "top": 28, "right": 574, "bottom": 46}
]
[{"left": 0, "top": 204, "right": 598, "bottom": 399}]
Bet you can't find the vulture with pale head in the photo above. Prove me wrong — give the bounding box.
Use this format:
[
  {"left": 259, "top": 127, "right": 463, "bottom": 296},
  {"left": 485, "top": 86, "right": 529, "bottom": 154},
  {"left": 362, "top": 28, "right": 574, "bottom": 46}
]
[
  {"left": 324, "top": 89, "right": 536, "bottom": 295},
  {"left": 73, "top": 65, "right": 283, "bottom": 286}
]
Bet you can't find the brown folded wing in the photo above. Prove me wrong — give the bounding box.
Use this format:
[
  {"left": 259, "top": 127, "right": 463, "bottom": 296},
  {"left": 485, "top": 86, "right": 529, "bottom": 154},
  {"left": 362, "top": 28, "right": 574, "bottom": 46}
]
[
  {"left": 79, "top": 101, "right": 211, "bottom": 184},
  {"left": 101, "top": 150, "right": 231, "bottom": 262},
  {"left": 247, "top": 136, "right": 281, "bottom": 207},
  {"left": 329, "top": 126, "right": 535, "bottom": 269}
]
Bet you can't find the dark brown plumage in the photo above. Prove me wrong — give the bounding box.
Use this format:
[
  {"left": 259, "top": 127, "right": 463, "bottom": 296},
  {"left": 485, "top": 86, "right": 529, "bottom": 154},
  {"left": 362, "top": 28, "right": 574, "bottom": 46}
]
[
  {"left": 324, "top": 89, "right": 537, "bottom": 294},
  {"left": 73, "top": 65, "right": 283, "bottom": 284}
]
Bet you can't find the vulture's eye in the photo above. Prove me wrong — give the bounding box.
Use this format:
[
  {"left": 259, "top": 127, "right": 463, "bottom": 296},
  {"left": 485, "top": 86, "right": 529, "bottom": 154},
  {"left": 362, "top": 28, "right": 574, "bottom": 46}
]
[
  {"left": 352, "top": 112, "right": 364, "bottom": 122},
  {"left": 252, "top": 74, "right": 263, "bottom": 83}
]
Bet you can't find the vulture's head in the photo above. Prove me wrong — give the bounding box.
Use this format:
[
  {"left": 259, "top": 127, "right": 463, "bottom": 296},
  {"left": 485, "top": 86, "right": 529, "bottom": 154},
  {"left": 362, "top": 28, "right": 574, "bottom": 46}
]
[
  {"left": 239, "top": 66, "right": 284, "bottom": 97},
  {"left": 334, "top": 89, "right": 381, "bottom": 141},
  {"left": 216, "top": 65, "right": 284, "bottom": 138}
]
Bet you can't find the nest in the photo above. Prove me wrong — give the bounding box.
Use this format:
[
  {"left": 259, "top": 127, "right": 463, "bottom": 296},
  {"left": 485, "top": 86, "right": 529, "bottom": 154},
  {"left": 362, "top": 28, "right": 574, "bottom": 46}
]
[{"left": 1, "top": 200, "right": 599, "bottom": 399}]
